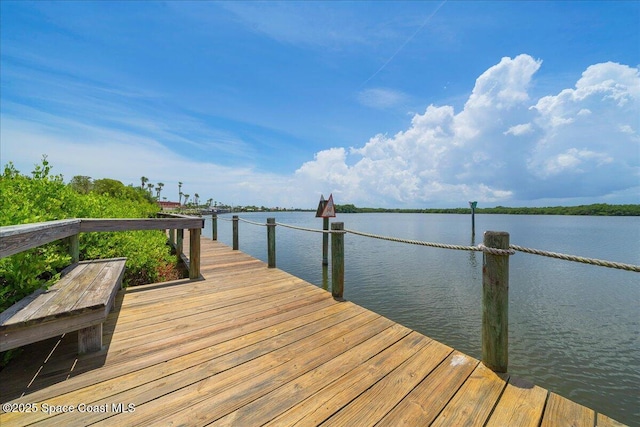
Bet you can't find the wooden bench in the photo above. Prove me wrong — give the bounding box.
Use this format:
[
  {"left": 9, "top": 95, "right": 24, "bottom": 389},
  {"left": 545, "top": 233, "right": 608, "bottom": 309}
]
[{"left": 0, "top": 258, "right": 126, "bottom": 354}]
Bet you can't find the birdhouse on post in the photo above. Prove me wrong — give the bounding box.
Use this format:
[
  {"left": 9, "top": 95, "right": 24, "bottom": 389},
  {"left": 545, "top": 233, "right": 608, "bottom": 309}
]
[{"left": 317, "top": 194, "right": 336, "bottom": 265}]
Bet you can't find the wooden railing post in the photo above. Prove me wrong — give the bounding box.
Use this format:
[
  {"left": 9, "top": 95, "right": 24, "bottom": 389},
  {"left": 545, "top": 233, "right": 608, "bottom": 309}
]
[
  {"left": 322, "top": 217, "right": 329, "bottom": 266},
  {"left": 189, "top": 228, "right": 201, "bottom": 279},
  {"left": 267, "top": 218, "right": 276, "bottom": 268},
  {"left": 211, "top": 214, "right": 218, "bottom": 241},
  {"left": 168, "top": 228, "right": 176, "bottom": 247},
  {"left": 232, "top": 215, "right": 239, "bottom": 250},
  {"left": 482, "top": 231, "right": 509, "bottom": 372},
  {"left": 331, "top": 222, "right": 344, "bottom": 300},
  {"left": 69, "top": 234, "right": 79, "bottom": 263},
  {"left": 176, "top": 229, "right": 184, "bottom": 259}
]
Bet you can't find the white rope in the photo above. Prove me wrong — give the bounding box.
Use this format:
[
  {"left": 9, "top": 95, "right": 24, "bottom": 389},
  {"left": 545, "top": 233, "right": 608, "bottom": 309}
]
[
  {"left": 237, "top": 218, "right": 266, "bottom": 227},
  {"left": 275, "top": 222, "right": 330, "bottom": 233},
  {"left": 510, "top": 245, "right": 640, "bottom": 272},
  {"left": 219, "top": 217, "right": 639, "bottom": 271}
]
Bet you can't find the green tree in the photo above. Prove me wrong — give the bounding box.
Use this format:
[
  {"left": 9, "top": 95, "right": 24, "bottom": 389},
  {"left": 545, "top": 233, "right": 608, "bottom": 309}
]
[
  {"left": 68, "top": 175, "right": 93, "bottom": 194},
  {"left": 140, "top": 176, "right": 148, "bottom": 189}
]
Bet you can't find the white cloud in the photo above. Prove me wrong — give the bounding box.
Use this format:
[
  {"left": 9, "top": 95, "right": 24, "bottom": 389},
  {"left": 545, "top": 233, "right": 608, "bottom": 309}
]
[
  {"left": 357, "top": 88, "right": 409, "bottom": 109},
  {"left": 504, "top": 123, "right": 533, "bottom": 136},
  {"left": 297, "top": 56, "right": 639, "bottom": 206},
  {"left": 2, "top": 55, "right": 638, "bottom": 209}
]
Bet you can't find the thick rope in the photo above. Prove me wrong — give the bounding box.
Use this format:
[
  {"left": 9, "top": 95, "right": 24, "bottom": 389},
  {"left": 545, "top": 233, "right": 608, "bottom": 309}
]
[
  {"left": 510, "top": 244, "right": 640, "bottom": 272},
  {"left": 345, "top": 228, "right": 515, "bottom": 255},
  {"left": 275, "top": 222, "right": 330, "bottom": 234},
  {"left": 219, "top": 217, "right": 639, "bottom": 271},
  {"left": 237, "top": 217, "right": 266, "bottom": 227}
]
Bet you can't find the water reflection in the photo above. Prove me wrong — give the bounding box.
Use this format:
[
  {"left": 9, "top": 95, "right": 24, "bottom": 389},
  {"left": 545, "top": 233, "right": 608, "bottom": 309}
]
[
  {"left": 204, "top": 212, "right": 640, "bottom": 425},
  {"left": 321, "top": 264, "right": 329, "bottom": 291},
  {"left": 468, "top": 233, "right": 478, "bottom": 271}
]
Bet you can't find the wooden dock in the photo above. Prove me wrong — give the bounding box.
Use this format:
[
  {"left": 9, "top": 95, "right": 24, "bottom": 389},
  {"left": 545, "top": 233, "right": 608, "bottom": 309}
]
[{"left": 0, "top": 236, "right": 625, "bottom": 426}]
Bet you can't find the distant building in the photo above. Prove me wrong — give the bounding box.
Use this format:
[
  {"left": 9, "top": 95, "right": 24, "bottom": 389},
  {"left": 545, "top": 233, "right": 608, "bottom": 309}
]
[{"left": 158, "top": 201, "right": 181, "bottom": 210}]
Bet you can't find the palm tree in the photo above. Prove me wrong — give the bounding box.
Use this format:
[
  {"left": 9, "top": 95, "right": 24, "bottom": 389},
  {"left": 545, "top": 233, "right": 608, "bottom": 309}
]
[
  {"left": 156, "top": 182, "right": 164, "bottom": 199},
  {"left": 147, "top": 183, "right": 154, "bottom": 195},
  {"left": 183, "top": 194, "right": 190, "bottom": 206},
  {"left": 194, "top": 193, "right": 200, "bottom": 207},
  {"left": 141, "top": 176, "right": 148, "bottom": 189},
  {"left": 178, "top": 182, "right": 183, "bottom": 203}
]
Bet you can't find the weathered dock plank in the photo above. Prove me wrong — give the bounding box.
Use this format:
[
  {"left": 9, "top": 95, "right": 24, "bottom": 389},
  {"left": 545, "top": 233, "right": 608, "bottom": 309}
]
[{"left": 0, "top": 236, "right": 626, "bottom": 426}]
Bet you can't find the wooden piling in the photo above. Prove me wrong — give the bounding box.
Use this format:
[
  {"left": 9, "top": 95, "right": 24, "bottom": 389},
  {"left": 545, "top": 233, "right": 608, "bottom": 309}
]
[
  {"left": 176, "top": 229, "right": 184, "bottom": 259},
  {"left": 189, "top": 228, "right": 201, "bottom": 279},
  {"left": 68, "top": 234, "right": 79, "bottom": 263},
  {"left": 331, "top": 222, "right": 345, "bottom": 300},
  {"left": 232, "top": 215, "right": 239, "bottom": 250},
  {"left": 482, "top": 231, "right": 509, "bottom": 372},
  {"left": 322, "top": 217, "right": 329, "bottom": 266},
  {"left": 211, "top": 214, "right": 217, "bottom": 241},
  {"left": 267, "top": 218, "right": 276, "bottom": 268}
]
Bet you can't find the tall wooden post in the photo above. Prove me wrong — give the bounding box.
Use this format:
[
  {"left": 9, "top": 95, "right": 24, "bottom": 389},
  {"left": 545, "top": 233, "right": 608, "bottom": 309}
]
[
  {"left": 232, "top": 215, "right": 239, "bottom": 250},
  {"left": 322, "top": 217, "right": 329, "bottom": 266},
  {"left": 69, "top": 234, "right": 79, "bottom": 264},
  {"left": 189, "top": 228, "right": 201, "bottom": 279},
  {"left": 331, "top": 222, "right": 345, "bottom": 300},
  {"left": 267, "top": 218, "right": 276, "bottom": 268},
  {"left": 482, "top": 231, "right": 509, "bottom": 372},
  {"left": 211, "top": 214, "right": 218, "bottom": 241},
  {"left": 176, "top": 229, "right": 184, "bottom": 259}
]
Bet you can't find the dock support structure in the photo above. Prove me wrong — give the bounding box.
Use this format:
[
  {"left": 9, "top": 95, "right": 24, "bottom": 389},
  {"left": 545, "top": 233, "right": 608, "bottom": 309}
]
[
  {"left": 211, "top": 214, "right": 217, "bottom": 241},
  {"left": 482, "top": 231, "right": 509, "bottom": 372},
  {"left": 267, "top": 218, "right": 276, "bottom": 268},
  {"left": 232, "top": 215, "right": 239, "bottom": 250},
  {"left": 331, "top": 222, "right": 345, "bottom": 300}
]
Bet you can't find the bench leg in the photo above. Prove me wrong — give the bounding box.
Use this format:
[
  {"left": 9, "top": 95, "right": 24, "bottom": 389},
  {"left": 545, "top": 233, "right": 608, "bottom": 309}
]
[{"left": 78, "top": 324, "right": 103, "bottom": 353}]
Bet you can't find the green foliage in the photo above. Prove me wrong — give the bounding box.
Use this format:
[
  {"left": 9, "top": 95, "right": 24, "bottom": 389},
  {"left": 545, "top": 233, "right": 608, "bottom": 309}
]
[{"left": 0, "top": 157, "right": 178, "bottom": 315}]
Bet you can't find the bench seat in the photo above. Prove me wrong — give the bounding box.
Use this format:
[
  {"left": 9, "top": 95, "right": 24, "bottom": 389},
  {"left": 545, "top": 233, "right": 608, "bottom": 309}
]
[{"left": 0, "top": 257, "right": 126, "bottom": 354}]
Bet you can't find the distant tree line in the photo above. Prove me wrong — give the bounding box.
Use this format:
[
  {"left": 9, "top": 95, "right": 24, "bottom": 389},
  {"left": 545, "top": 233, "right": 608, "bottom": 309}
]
[{"left": 334, "top": 203, "right": 640, "bottom": 216}]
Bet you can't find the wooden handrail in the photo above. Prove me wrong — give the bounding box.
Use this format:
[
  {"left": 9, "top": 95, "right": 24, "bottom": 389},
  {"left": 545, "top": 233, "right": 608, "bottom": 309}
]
[
  {"left": 0, "top": 219, "right": 81, "bottom": 258},
  {"left": 0, "top": 217, "right": 204, "bottom": 279}
]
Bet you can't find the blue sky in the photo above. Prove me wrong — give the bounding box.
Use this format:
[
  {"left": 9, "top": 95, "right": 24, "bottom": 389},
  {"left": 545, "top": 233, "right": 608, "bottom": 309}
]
[{"left": 1, "top": 1, "right": 638, "bottom": 208}]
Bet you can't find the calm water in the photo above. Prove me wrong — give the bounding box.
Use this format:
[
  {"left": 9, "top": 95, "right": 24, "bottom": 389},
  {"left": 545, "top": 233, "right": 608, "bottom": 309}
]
[{"left": 204, "top": 212, "right": 640, "bottom": 425}]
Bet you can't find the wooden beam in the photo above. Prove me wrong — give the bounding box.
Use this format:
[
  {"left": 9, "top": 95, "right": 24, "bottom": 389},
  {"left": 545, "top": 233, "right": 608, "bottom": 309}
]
[
  {"left": 0, "top": 220, "right": 81, "bottom": 258},
  {"left": 79, "top": 218, "right": 203, "bottom": 233}
]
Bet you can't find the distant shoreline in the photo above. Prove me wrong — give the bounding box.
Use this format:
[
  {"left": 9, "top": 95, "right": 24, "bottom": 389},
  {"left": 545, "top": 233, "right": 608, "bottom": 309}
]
[{"left": 334, "top": 203, "right": 640, "bottom": 216}]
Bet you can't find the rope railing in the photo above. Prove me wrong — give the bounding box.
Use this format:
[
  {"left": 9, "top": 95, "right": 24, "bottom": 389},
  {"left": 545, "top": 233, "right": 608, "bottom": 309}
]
[
  {"left": 275, "top": 222, "right": 330, "bottom": 233},
  {"left": 509, "top": 244, "right": 640, "bottom": 272},
  {"left": 207, "top": 213, "right": 637, "bottom": 372},
  {"left": 225, "top": 215, "right": 638, "bottom": 270},
  {"left": 237, "top": 217, "right": 267, "bottom": 227}
]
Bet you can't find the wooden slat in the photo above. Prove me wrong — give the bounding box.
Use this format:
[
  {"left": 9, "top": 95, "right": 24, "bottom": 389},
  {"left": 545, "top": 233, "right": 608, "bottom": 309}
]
[
  {"left": 597, "top": 413, "right": 627, "bottom": 427},
  {"left": 431, "top": 362, "right": 509, "bottom": 426},
  {"left": 486, "top": 376, "right": 548, "bottom": 427},
  {"left": 75, "top": 258, "right": 126, "bottom": 311},
  {"left": 78, "top": 217, "right": 203, "bottom": 232},
  {"left": 0, "top": 237, "right": 628, "bottom": 427},
  {"left": 541, "top": 392, "right": 595, "bottom": 427},
  {"left": 266, "top": 331, "right": 435, "bottom": 426},
  {"left": 210, "top": 324, "right": 412, "bottom": 426},
  {"left": 320, "top": 337, "right": 454, "bottom": 425},
  {"left": 0, "top": 220, "right": 80, "bottom": 258},
  {"left": 376, "top": 351, "right": 478, "bottom": 426}
]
